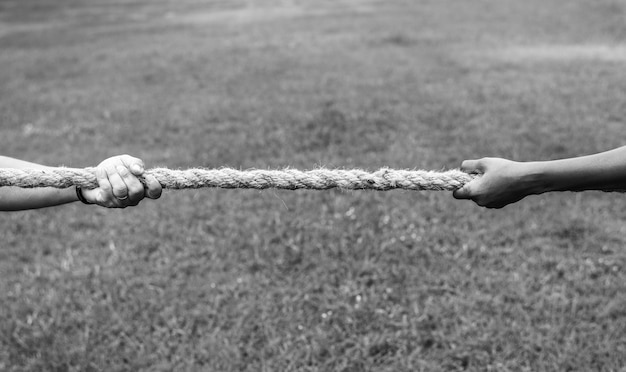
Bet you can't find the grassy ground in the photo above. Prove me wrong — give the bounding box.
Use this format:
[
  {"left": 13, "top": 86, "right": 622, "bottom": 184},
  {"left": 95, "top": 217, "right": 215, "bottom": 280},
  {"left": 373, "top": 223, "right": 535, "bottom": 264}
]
[{"left": 2, "top": 0, "right": 626, "bottom": 370}]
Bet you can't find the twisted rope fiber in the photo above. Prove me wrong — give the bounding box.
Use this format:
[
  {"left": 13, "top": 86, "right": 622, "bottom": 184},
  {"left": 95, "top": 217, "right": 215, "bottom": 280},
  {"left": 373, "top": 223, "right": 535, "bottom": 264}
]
[{"left": 0, "top": 167, "right": 477, "bottom": 191}]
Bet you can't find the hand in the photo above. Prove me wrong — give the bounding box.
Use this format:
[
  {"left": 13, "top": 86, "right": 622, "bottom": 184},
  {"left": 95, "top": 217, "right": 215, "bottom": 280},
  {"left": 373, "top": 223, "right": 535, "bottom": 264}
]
[
  {"left": 453, "top": 157, "right": 537, "bottom": 209},
  {"left": 81, "top": 155, "right": 162, "bottom": 208}
]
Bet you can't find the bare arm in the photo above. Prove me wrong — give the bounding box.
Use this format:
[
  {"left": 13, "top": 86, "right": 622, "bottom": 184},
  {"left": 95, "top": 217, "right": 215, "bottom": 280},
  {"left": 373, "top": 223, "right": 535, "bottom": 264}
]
[
  {"left": 0, "top": 155, "right": 162, "bottom": 211},
  {"left": 453, "top": 146, "right": 626, "bottom": 208},
  {"left": 0, "top": 156, "right": 78, "bottom": 211},
  {"left": 532, "top": 146, "right": 626, "bottom": 192}
]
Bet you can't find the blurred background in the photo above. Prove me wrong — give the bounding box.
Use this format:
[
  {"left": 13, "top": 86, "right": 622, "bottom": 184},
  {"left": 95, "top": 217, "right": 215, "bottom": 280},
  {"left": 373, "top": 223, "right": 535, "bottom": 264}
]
[{"left": 1, "top": 0, "right": 626, "bottom": 370}]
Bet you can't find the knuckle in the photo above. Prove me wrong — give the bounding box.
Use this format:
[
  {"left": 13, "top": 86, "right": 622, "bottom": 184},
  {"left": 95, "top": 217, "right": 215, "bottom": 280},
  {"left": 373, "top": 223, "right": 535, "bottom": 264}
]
[
  {"left": 112, "top": 185, "right": 127, "bottom": 195},
  {"left": 128, "top": 184, "right": 144, "bottom": 198},
  {"left": 116, "top": 166, "right": 131, "bottom": 177}
]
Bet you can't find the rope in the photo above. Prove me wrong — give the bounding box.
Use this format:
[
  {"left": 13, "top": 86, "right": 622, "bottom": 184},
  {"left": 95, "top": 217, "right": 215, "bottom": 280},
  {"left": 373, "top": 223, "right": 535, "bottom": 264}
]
[{"left": 0, "top": 167, "right": 477, "bottom": 191}]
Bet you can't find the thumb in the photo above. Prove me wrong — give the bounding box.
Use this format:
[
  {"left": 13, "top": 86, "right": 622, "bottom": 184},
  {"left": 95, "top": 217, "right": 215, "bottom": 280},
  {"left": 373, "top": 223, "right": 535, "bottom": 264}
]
[
  {"left": 453, "top": 182, "right": 475, "bottom": 200},
  {"left": 453, "top": 158, "right": 483, "bottom": 199}
]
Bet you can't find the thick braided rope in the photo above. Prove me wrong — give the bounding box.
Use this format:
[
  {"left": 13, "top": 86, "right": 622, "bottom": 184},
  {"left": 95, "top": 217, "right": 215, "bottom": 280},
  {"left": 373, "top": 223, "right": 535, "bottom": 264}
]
[{"left": 0, "top": 167, "right": 476, "bottom": 191}]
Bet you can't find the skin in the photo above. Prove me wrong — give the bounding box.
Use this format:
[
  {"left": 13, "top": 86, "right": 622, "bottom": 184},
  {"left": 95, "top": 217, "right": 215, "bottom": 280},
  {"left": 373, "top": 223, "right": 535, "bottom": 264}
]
[
  {"left": 453, "top": 146, "right": 626, "bottom": 209},
  {"left": 0, "top": 154, "right": 162, "bottom": 211}
]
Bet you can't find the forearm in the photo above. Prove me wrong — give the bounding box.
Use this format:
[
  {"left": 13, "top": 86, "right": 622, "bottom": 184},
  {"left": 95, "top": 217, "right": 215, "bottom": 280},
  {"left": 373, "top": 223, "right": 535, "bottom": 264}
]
[
  {"left": 0, "top": 156, "right": 79, "bottom": 211},
  {"left": 0, "top": 187, "right": 78, "bottom": 211},
  {"left": 528, "top": 146, "right": 626, "bottom": 193}
]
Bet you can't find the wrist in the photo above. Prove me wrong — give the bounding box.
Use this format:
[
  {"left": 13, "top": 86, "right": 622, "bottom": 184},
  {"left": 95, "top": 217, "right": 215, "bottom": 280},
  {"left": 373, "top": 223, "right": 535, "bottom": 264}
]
[
  {"left": 516, "top": 162, "right": 551, "bottom": 195},
  {"left": 75, "top": 186, "right": 94, "bottom": 205}
]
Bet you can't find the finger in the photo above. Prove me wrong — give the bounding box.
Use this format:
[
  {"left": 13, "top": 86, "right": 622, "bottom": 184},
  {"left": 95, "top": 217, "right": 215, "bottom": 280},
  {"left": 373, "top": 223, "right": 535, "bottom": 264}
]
[
  {"left": 119, "top": 154, "right": 145, "bottom": 176},
  {"left": 93, "top": 166, "right": 114, "bottom": 203},
  {"left": 460, "top": 159, "right": 483, "bottom": 174},
  {"left": 143, "top": 175, "right": 163, "bottom": 200},
  {"left": 117, "top": 165, "right": 144, "bottom": 205},
  {"left": 452, "top": 182, "right": 474, "bottom": 200},
  {"left": 105, "top": 165, "right": 129, "bottom": 201}
]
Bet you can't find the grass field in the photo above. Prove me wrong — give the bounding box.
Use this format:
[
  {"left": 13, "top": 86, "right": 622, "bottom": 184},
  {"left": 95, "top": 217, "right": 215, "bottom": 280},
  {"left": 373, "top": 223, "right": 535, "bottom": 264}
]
[{"left": 2, "top": 0, "right": 626, "bottom": 370}]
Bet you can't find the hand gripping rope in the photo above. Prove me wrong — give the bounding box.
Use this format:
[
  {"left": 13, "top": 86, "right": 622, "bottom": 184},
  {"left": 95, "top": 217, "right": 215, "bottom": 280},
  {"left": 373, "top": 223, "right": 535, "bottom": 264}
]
[{"left": 0, "top": 167, "right": 477, "bottom": 191}]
